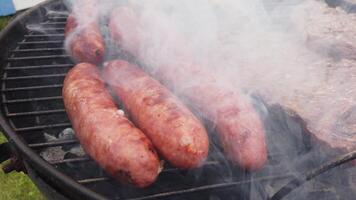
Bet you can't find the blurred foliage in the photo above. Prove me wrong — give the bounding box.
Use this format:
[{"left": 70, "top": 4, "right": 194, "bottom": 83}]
[{"left": 0, "top": 16, "right": 12, "bottom": 30}]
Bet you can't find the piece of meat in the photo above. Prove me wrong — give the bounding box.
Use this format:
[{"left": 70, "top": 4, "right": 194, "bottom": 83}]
[
  {"left": 62, "top": 62, "right": 160, "bottom": 187},
  {"left": 291, "top": 0, "right": 356, "bottom": 61},
  {"left": 256, "top": 0, "right": 356, "bottom": 154},
  {"left": 261, "top": 59, "right": 356, "bottom": 156},
  {"left": 155, "top": 63, "right": 267, "bottom": 171},
  {"left": 109, "top": 7, "right": 267, "bottom": 170},
  {"left": 102, "top": 60, "right": 209, "bottom": 169},
  {"left": 64, "top": 0, "right": 105, "bottom": 64}
]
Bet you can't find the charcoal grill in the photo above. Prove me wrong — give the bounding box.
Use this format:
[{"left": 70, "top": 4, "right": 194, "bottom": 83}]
[{"left": 0, "top": 0, "right": 355, "bottom": 200}]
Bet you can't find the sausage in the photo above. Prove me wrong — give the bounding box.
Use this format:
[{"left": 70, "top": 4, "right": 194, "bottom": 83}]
[
  {"left": 109, "top": 6, "right": 267, "bottom": 170},
  {"left": 64, "top": 0, "right": 105, "bottom": 64},
  {"left": 62, "top": 63, "right": 160, "bottom": 187},
  {"left": 156, "top": 64, "right": 268, "bottom": 171},
  {"left": 102, "top": 60, "right": 209, "bottom": 169}
]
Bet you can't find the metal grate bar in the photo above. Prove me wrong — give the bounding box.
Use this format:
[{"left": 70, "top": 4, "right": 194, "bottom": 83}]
[
  {"left": 3, "top": 73, "right": 66, "bottom": 81},
  {"left": 28, "top": 139, "right": 78, "bottom": 148},
  {"left": 24, "top": 34, "right": 65, "bottom": 38},
  {"left": 78, "top": 177, "right": 110, "bottom": 184},
  {"left": 14, "top": 123, "right": 71, "bottom": 132},
  {"left": 163, "top": 160, "right": 220, "bottom": 173},
  {"left": 6, "top": 55, "right": 70, "bottom": 61},
  {"left": 7, "top": 109, "right": 66, "bottom": 117},
  {"left": 76, "top": 160, "right": 224, "bottom": 185},
  {"left": 123, "top": 174, "right": 293, "bottom": 200},
  {"left": 4, "top": 96, "right": 62, "bottom": 104},
  {"left": 6, "top": 64, "right": 71, "bottom": 70},
  {"left": 11, "top": 48, "right": 65, "bottom": 53},
  {"left": 2, "top": 84, "right": 63, "bottom": 92},
  {"left": 46, "top": 12, "right": 68, "bottom": 16},
  {"left": 29, "top": 27, "right": 65, "bottom": 32},
  {"left": 18, "top": 40, "right": 63, "bottom": 45},
  {"left": 49, "top": 157, "right": 90, "bottom": 165},
  {"left": 40, "top": 22, "right": 67, "bottom": 25},
  {"left": 47, "top": 16, "right": 67, "bottom": 20}
]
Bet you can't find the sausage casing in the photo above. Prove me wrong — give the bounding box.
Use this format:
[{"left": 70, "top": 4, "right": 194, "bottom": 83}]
[
  {"left": 103, "top": 60, "right": 209, "bottom": 169},
  {"left": 64, "top": 0, "right": 105, "bottom": 64},
  {"left": 63, "top": 63, "right": 160, "bottom": 187}
]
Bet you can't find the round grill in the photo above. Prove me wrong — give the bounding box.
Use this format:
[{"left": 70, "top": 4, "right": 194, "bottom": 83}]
[{"left": 1, "top": 0, "right": 353, "bottom": 200}]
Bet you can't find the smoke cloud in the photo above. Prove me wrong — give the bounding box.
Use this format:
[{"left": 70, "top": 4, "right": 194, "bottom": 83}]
[{"left": 63, "top": 0, "right": 356, "bottom": 199}]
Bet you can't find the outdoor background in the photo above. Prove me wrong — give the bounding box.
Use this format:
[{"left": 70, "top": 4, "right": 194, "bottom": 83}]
[{"left": 0, "top": 16, "right": 45, "bottom": 200}]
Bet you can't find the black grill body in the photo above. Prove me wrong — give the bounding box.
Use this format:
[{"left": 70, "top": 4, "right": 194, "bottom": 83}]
[
  {"left": 0, "top": 1, "right": 106, "bottom": 199},
  {"left": 0, "top": 0, "right": 354, "bottom": 200}
]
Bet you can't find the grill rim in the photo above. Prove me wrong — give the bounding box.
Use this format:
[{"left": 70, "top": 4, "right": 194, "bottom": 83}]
[
  {"left": 0, "top": 1, "right": 107, "bottom": 199},
  {"left": 2, "top": 1, "right": 354, "bottom": 200}
]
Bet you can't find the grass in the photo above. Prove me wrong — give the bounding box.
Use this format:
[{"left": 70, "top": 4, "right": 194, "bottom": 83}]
[
  {"left": 0, "top": 16, "right": 12, "bottom": 30},
  {"left": 0, "top": 16, "right": 45, "bottom": 200},
  {"left": 0, "top": 134, "right": 45, "bottom": 200}
]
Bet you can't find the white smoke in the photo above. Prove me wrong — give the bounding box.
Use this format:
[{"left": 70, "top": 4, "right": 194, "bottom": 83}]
[{"left": 64, "top": 0, "right": 356, "bottom": 198}]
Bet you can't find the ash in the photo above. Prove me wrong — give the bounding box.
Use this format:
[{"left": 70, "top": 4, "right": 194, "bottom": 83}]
[{"left": 40, "top": 128, "right": 85, "bottom": 162}]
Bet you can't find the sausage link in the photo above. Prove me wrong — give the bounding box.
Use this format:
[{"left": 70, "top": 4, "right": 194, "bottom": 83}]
[
  {"left": 63, "top": 63, "right": 160, "bottom": 187},
  {"left": 64, "top": 0, "right": 105, "bottom": 64},
  {"left": 103, "top": 60, "right": 209, "bottom": 169}
]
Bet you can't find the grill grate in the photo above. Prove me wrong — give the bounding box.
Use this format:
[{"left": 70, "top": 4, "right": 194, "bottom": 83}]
[{"left": 0, "top": 4, "right": 299, "bottom": 200}]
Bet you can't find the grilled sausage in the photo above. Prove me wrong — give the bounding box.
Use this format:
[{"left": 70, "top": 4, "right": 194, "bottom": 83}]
[
  {"left": 109, "top": 6, "right": 267, "bottom": 170},
  {"left": 154, "top": 62, "right": 268, "bottom": 170},
  {"left": 102, "top": 60, "right": 209, "bottom": 169},
  {"left": 62, "top": 63, "right": 160, "bottom": 187},
  {"left": 64, "top": 0, "right": 105, "bottom": 64}
]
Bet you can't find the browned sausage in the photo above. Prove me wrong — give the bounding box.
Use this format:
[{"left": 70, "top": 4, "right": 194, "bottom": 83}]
[
  {"left": 102, "top": 60, "right": 209, "bottom": 169},
  {"left": 62, "top": 63, "right": 160, "bottom": 187},
  {"left": 64, "top": 0, "right": 105, "bottom": 64},
  {"left": 109, "top": 6, "right": 267, "bottom": 170}
]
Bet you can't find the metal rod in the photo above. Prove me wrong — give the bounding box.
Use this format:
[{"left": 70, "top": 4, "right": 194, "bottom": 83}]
[
  {"left": 7, "top": 55, "right": 70, "bottom": 61},
  {"left": 24, "top": 34, "right": 65, "bottom": 38},
  {"left": 28, "top": 139, "right": 78, "bottom": 148},
  {"left": 163, "top": 160, "right": 220, "bottom": 173},
  {"left": 7, "top": 109, "right": 65, "bottom": 117},
  {"left": 18, "top": 40, "right": 63, "bottom": 45},
  {"left": 28, "top": 27, "right": 65, "bottom": 32},
  {"left": 77, "top": 177, "right": 110, "bottom": 184},
  {"left": 2, "top": 84, "right": 63, "bottom": 92},
  {"left": 4, "top": 96, "right": 62, "bottom": 104},
  {"left": 47, "top": 17, "right": 67, "bottom": 20},
  {"left": 270, "top": 150, "right": 356, "bottom": 200},
  {"left": 49, "top": 157, "right": 90, "bottom": 165},
  {"left": 14, "top": 123, "right": 70, "bottom": 132},
  {"left": 3, "top": 73, "right": 66, "bottom": 81},
  {"left": 6, "top": 64, "right": 71, "bottom": 70},
  {"left": 46, "top": 12, "right": 68, "bottom": 17},
  {"left": 11, "top": 48, "right": 66, "bottom": 53},
  {"left": 40, "top": 22, "right": 67, "bottom": 25}
]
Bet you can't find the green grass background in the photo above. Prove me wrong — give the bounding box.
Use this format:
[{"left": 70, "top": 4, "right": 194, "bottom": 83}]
[
  {"left": 0, "top": 16, "right": 45, "bottom": 200},
  {"left": 0, "top": 16, "right": 11, "bottom": 30}
]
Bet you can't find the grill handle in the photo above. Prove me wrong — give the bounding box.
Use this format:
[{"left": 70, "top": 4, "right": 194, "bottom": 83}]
[{"left": 0, "top": 142, "right": 26, "bottom": 173}]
